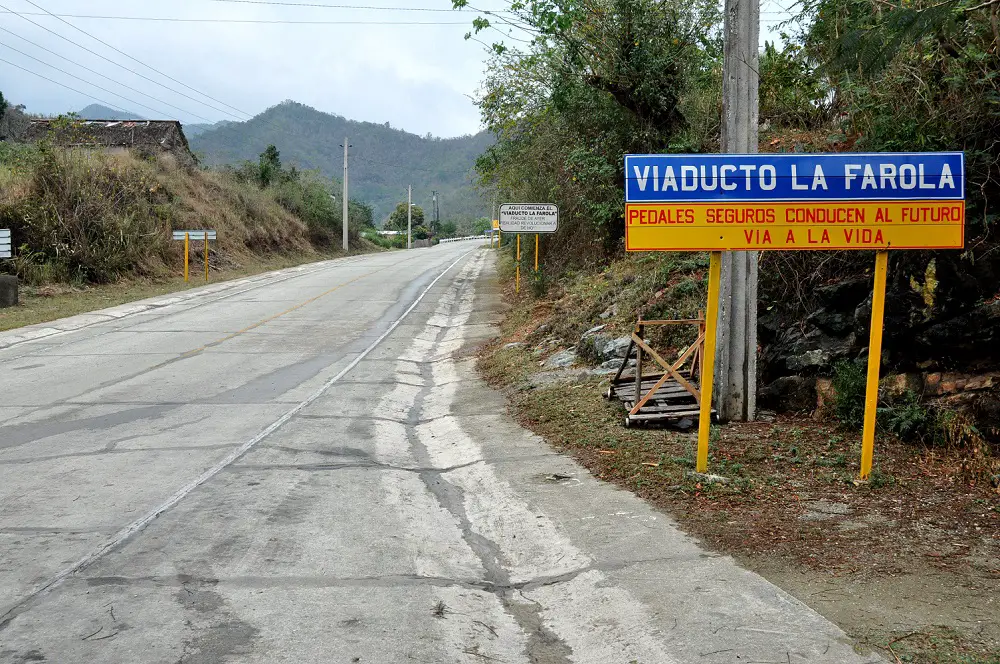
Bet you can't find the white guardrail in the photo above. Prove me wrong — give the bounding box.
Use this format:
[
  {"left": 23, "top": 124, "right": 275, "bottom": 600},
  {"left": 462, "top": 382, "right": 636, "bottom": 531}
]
[
  {"left": 438, "top": 235, "right": 489, "bottom": 244},
  {"left": 0, "top": 229, "right": 11, "bottom": 259}
]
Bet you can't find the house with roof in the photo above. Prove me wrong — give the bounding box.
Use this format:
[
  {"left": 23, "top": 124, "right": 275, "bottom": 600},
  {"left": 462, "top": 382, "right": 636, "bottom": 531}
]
[{"left": 24, "top": 119, "right": 194, "bottom": 161}]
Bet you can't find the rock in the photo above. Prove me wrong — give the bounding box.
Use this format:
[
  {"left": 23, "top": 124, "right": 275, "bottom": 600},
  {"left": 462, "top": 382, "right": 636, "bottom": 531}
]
[
  {"left": 577, "top": 333, "right": 611, "bottom": 364},
  {"left": 759, "top": 376, "right": 816, "bottom": 413},
  {"left": 685, "top": 471, "right": 730, "bottom": 485},
  {"left": 602, "top": 336, "right": 633, "bottom": 360},
  {"left": 0, "top": 275, "right": 17, "bottom": 308},
  {"left": 535, "top": 324, "right": 551, "bottom": 334},
  {"left": 590, "top": 358, "right": 635, "bottom": 376},
  {"left": 815, "top": 277, "right": 872, "bottom": 309},
  {"left": 924, "top": 371, "right": 997, "bottom": 396},
  {"left": 814, "top": 378, "right": 835, "bottom": 419},
  {"left": 599, "top": 305, "right": 618, "bottom": 320},
  {"left": 528, "top": 368, "right": 591, "bottom": 388},
  {"left": 543, "top": 348, "right": 578, "bottom": 369},
  {"left": 503, "top": 342, "right": 525, "bottom": 350},
  {"left": 582, "top": 324, "right": 606, "bottom": 339},
  {"left": 806, "top": 307, "right": 853, "bottom": 336},
  {"left": 785, "top": 349, "right": 831, "bottom": 372},
  {"left": 883, "top": 373, "right": 922, "bottom": 398}
]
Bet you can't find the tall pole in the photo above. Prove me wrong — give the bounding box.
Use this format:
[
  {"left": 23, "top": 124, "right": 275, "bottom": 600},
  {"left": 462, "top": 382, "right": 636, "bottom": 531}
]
[
  {"left": 715, "top": 0, "right": 760, "bottom": 422},
  {"left": 432, "top": 190, "right": 439, "bottom": 233},
  {"left": 342, "top": 137, "right": 349, "bottom": 252},
  {"left": 407, "top": 185, "right": 412, "bottom": 250}
]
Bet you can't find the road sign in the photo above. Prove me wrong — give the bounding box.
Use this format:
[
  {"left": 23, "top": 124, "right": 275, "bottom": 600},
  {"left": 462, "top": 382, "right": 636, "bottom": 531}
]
[
  {"left": 173, "top": 230, "right": 216, "bottom": 283},
  {"left": 624, "top": 153, "right": 965, "bottom": 251},
  {"left": 492, "top": 219, "right": 500, "bottom": 230},
  {"left": 500, "top": 204, "right": 559, "bottom": 233},
  {"left": 0, "top": 229, "right": 10, "bottom": 259},
  {"left": 172, "top": 230, "right": 217, "bottom": 241}
]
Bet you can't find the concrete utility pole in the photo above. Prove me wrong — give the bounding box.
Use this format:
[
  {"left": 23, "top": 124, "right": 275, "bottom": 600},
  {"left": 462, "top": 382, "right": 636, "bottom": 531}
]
[
  {"left": 716, "top": 0, "right": 760, "bottom": 422},
  {"left": 407, "top": 185, "right": 412, "bottom": 250},
  {"left": 342, "top": 138, "right": 350, "bottom": 252},
  {"left": 431, "top": 190, "right": 439, "bottom": 232}
]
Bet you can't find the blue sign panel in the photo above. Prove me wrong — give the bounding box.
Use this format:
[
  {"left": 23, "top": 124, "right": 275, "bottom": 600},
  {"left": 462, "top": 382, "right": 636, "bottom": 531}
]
[{"left": 624, "top": 153, "right": 965, "bottom": 203}]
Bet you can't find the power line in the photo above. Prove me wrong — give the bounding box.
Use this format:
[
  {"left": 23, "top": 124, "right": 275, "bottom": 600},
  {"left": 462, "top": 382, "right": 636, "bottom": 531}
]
[
  {"left": 0, "top": 11, "right": 473, "bottom": 24},
  {"left": 0, "top": 40, "right": 210, "bottom": 121},
  {"left": 0, "top": 2, "right": 251, "bottom": 121},
  {"left": 0, "top": 27, "right": 214, "bottom": 122},
  {"left": 0, "top": 55, "right": 131, "bottom": 115},
  {"left": 211, "top": 0, "right": 460, "bottom": 10},
  {"left": 13, "top": 0, "right": 252, "bottom": 119}
]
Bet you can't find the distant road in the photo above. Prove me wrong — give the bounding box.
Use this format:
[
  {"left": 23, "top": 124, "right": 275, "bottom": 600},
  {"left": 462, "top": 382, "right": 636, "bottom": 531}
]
[{"left": 0, "top": 243, "right": 879, "bottom": 663}]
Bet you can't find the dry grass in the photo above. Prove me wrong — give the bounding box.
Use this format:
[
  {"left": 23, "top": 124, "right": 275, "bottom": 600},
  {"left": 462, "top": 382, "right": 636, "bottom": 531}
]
[{"left": 0, "top": 147, "right": 324, "bottom": 285}]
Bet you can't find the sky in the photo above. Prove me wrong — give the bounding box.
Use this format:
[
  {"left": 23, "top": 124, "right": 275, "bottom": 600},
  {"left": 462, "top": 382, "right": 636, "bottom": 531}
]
[{"left": 0, "top": 1, "right": 794, "bottom": 138}]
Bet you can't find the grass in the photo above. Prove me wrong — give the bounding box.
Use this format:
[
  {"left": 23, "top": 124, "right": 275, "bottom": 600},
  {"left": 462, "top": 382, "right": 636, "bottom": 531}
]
[{"left": 0, "top": 250, "right": 343, "bottom": 332}]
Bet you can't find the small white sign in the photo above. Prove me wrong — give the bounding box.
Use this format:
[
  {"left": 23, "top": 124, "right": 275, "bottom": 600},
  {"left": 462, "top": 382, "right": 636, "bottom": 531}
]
[
  {"left": 499, "top": 204, "right": 558, "bottom": 233},
  {"left": 0, "top": 229, "right": 10, "bottom": 259},
  {"left": 172, "top": 230, "right": 217, "bottom": 241}
]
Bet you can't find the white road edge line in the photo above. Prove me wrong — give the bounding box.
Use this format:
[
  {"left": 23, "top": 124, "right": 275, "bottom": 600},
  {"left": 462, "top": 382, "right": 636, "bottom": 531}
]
[{"left": 0, "top": 249, "right": 478, "bottom": 625}]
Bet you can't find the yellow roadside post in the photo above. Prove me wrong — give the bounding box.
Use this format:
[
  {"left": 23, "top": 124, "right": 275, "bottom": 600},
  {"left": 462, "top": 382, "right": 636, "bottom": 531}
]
[
  {"left": 204, "top": 235, "right": 210, "bottom": 282},
  {"left": 184, "top": 232, "right": 190, "bottom": 283},
  {"left": 696, "top": 252, "right": 722, "bottom": 473},
  {"left": 498, "top": 229, "right": 502, "bottom": 248},
  {"left": 860, "top": 250, "right": 889, "bottom": 479},
  {"left": 534, "top": 234, "right": 539, "bottom": 273},
  {"left": 515, "top": 234, "right": 521, "bottom": 293}
]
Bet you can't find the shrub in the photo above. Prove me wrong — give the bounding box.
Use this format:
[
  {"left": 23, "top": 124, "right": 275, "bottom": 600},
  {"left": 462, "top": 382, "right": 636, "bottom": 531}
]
[{"left": 831, "top": 359, "right": 867, "bottom": 429}]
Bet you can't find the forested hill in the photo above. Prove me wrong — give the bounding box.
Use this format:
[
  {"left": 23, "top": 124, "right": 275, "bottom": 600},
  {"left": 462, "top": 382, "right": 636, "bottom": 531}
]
[{"left": 190, "top": 101, "right": 492, "bottom": 223}]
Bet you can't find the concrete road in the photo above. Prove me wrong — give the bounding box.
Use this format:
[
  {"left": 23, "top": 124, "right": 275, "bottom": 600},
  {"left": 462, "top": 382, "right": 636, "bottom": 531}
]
[{"left": 0, "top": 244, "right": 881, "bottom": 663}]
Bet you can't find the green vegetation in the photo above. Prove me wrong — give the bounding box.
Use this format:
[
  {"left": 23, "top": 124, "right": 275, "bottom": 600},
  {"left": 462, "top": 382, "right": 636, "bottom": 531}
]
[
  {"left": 385, "top": 202, "right": 424, "bottom": 233},
  {"left": 190, "top": 100, "right": 490, "bottom": 226},
  {"left": 457, "top": 0, "right": 1000, "bottom": 323}
]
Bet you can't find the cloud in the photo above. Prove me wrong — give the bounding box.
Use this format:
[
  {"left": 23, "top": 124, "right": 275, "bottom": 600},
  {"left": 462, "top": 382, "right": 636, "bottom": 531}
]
[{"left": 0, "top": 0, "right": 501, "bottom": 137}]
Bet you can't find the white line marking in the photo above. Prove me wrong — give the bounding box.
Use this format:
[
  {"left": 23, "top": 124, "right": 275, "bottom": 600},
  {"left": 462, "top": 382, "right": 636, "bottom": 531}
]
[{"left": 0, "top": 249, "right": 477, "bottom": 625}]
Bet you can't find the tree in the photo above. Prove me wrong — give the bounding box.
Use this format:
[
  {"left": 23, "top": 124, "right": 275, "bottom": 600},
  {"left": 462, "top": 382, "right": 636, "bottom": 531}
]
[
  {"left": 0, "top": 92, "right": 7, "bottom": 125},
  {"left": 385, "top": 202, "right": 424, "bottom": 232},
  {"left": 258, "top": 145, "right": 282, "bottom": 188}
]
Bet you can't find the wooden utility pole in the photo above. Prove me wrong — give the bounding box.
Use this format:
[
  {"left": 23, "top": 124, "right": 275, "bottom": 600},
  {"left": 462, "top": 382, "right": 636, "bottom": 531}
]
[
  {"left": 716, "top": 0, "right": 760, "bottom": 422},
  {"left": 342, "top": 138, "right": 350, "bottom": 252}
]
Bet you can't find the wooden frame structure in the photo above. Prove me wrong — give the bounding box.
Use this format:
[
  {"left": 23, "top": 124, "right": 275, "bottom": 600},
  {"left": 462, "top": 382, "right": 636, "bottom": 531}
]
[{"left": 605, "top": 315, "right": 716, "bottom": 427}]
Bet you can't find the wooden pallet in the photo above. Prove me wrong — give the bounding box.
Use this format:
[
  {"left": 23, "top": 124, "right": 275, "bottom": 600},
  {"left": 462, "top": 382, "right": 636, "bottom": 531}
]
[{"left": 604, "top": 317, "right": 717, "bottom": 428}]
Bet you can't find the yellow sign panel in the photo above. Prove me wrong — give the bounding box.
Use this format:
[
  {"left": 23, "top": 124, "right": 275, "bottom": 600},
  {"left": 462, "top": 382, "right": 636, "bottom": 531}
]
[
  {"left": 492, "top": 219, "right": 500, "bottom": 230},
  {"left": 625, "top": 201, "right": 964, "bottom": 251}
]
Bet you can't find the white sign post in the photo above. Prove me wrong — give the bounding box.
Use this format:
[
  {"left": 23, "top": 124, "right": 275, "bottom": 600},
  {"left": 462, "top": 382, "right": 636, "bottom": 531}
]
[
  {"left": 499, "top": 204, "right": 559, "bottom": 294},
  {"left": 0, "top": 229, "right": 11, "bottom": 259}
]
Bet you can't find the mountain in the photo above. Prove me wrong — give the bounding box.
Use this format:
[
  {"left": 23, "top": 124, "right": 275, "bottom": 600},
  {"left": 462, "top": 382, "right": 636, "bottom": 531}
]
[
  {"left": 189, "top": 101, "right": 491, "bottom": 223},
  {"left": 76, "top": 104, "right": 146, "bottom": 121},
  {"left": 183, "top": 122, "right": 221, "bottom": 139}
]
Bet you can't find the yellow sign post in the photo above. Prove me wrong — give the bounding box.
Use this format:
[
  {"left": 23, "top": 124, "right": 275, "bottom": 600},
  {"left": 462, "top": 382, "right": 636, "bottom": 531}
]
[
  {"left": 515, "top": 234, "right": 521, "bottom": 293},
  {"left": 534, "top": 234, "right": 539, "bottom": 273},
  {"left": 625, "top": 152, "right": 965, "bottom": 479},
  {"left": 696, "top": 252, "right": 722, "bottom": 473},
  {"left": 860, "top": 250, "right": 889, "bottom": 477},
  {"left": 174, "top": 230, "right": 217, "bottom": 285}
]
